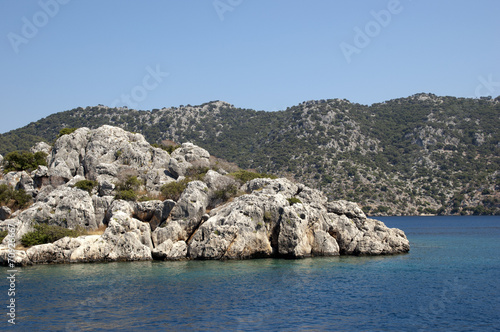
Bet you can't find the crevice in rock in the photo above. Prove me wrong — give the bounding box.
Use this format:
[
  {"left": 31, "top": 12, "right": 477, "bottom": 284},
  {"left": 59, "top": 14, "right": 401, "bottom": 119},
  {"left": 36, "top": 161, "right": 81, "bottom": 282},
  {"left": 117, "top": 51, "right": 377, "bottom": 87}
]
[
  {"left": 186, "top": 214, "right": 209, "bottom": 245},
  {"left": 220, "top": 234, "right": 237, "bottom": 260},
  {"left": 327, "top": 228, "right": 338, "bottom": 240},
  {"left": 270, "top": 207, "right": 284, "bottom": 257}
]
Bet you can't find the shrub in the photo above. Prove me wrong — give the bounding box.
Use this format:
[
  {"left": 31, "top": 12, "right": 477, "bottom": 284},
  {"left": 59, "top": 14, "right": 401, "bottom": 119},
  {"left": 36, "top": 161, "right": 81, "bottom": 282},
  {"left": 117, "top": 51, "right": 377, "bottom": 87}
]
[
  {"left": 263, "top": 211, "right": 273, "bottom": 222},
  {"left": 0, "top": 230, "right": 8, "bottom": 242},
  {"left": 114, "top": 189, "right": 137, "bottom": 201},
  {"left": 114, "top": 175, "right": 142, "bottom": 201},
  {"left": 151, "top": 142, "right": 180, "bottom": 154},
  {"left": 0, "top": 184, "right": 32, "bottom": 209},
  {"left": 185, "top": 166, "right": 209, "bottom": 181},
  {"left": 160, "top": 180, "right": 188, "bottom": 201},
  {"left": 3, "top": 151, "right": 47, "bottom": 173},
  {"left": 58, "top": 127, "right": 78, "bottom": 138},
  {"left": 209, "top": 184, "right": 239, "bottom": 208},
  {"left": 213, "top": 184, "right": 238, "bottom": 201},
  {"left": 362, "top": 206, "right": 372, "bottom": 215},
  {"left": 287, "top": 197, "right": 302, "bottom": 205},
  {"left": 229, "top": 170, "right": 277, "bottom": 184},
  {"left": 122, "top": 176, "right": 142, "bottom": 190},
  {"left": 10, "top": 188, "right": 32, "bottom": 208},
  {"left": 74, "top": 180, "right": 98, "bottom": 194},
  {"left": 20, "top": 224, "right": 83, "bottom": 247}
]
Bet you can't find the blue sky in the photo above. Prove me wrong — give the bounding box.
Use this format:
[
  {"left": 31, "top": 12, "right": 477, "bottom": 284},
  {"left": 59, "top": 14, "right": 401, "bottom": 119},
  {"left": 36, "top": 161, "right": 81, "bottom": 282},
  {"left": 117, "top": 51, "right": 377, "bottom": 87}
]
[{"left": 0, "top": 0, "right": 499, "bottom": 133}]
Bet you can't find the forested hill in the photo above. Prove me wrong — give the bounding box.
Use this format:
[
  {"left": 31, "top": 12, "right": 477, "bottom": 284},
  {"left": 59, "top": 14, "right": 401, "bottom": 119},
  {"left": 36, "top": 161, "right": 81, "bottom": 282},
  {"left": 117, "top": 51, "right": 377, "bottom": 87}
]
[{"left": 1, "top": 93, "right": 499, "bottom": 216}]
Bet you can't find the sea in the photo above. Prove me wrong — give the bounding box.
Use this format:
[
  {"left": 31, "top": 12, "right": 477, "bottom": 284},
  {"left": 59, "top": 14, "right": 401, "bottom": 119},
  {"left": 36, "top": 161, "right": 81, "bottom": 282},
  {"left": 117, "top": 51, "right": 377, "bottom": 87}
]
[{"left": 2, "top": 216, "right": 499, "bottom": 331}]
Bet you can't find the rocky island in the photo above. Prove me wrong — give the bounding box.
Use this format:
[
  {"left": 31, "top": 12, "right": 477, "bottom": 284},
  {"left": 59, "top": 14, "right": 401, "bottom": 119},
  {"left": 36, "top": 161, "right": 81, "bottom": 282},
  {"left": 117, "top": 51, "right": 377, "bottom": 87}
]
[{"left": 0, "top": 125, "right": 409, "bottom": 266}]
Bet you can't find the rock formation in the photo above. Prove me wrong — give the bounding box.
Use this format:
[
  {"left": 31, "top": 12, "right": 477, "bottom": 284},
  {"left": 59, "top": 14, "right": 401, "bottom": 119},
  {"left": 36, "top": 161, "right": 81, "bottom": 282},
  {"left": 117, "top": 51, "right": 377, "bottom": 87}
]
[{"left": 0, "top": 125, "right": 409, "bottom": 266}]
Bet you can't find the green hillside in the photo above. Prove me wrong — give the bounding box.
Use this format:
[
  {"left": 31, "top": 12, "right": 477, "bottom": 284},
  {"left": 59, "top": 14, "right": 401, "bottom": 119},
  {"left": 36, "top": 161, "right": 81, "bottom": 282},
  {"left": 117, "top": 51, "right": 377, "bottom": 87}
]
[{"left": 1, "top": 94, "right": 499, "bottom": 216}]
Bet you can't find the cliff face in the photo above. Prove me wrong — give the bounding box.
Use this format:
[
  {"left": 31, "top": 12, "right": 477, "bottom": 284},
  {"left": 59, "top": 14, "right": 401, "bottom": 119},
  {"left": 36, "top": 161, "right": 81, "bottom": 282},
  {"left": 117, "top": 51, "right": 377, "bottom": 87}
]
[
  {"left": 0, "top": 125, "right": 409, "bottom": 265},
  {"left": 1, "top": 94, "right": 498, "bottom": 216}
]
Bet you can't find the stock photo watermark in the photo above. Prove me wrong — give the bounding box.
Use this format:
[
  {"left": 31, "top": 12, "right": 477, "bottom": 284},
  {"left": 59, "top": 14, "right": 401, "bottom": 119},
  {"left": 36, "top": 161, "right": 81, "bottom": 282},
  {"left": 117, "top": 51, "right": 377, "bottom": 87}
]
[
  {"left": 7, "top": 0, "right": 71, "bottom": 54},
  {"left": 415, "top": 277, "right": 467, "bottom": 331},
  {"left": 475, "top": 74, "right": 500, "bottom": 98},
  {"left": 5, "top": 222, "right": 18, "bottom": 325},
  {"left": 339, "top": 0, "right": 404, "bottom": 64},
  {"left": 64, "top": 280, "right": 121, "bottom": 331},
  {"left": 110, "top": 65, "right": 169, "bottom": 109},
  {"left": 213, "top": 0, "right": 243, "bottom": 21}
]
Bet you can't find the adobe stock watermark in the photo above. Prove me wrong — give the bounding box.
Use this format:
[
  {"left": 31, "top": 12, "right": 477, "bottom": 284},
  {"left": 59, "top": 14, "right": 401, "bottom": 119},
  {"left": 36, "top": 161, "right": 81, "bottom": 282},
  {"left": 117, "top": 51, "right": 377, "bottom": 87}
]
[
  {"left": 236, "top": 264, "right": 309, "bottom": 330},
  {"left": 64, "top": 279, "right": 122, "bottom": 331},
  {"left": 339, "top": 0, "right": 404, "bottom": 64},
  {"left": 7, "top": 0, "right": 71, "bottom": 54},
  {"left": 213, "top": 0, "right": 243, "bottom": 21},
  {"left": 110, "top": 65, "right": 169, "bottom": 109},
  {"left": 475, "top": 74, "right": 500, "bottom": 98},
  {"left": 414, "top": 277, "right": 467, "bottom": 331},
  {"left": 5, "top": 222, "right": 19, "bottom": 325}
]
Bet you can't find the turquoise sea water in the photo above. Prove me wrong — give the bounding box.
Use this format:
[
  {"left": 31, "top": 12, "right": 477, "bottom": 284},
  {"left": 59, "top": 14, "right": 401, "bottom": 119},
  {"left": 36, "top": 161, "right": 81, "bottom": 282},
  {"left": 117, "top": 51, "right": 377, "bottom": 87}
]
[{"left": 2, "top": 216, "right": 500, "bottom": 331}]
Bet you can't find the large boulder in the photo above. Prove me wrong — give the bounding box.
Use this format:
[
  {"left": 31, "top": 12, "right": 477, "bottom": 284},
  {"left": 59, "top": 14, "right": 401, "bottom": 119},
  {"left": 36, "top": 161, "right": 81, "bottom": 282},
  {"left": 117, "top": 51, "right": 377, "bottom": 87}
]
[
  {"left": 35, "top": 186, "right": 97, "bottom": 229},
  {"left": 188, "top": 189, "right": 339, "bottom": 259},
  {"left": 328, "top": 214, "right": 409, "bottom": 255},
  {"left": 26, "top": 236, "right": 92, "bottom": 264},
  {"left": 167, "top": 143, "right": 210, "bottom": 178},
  {"left": 189, "top": 178, "right": 409, "bottom": 259},
  {"left": 0, "top": 245, "right": 30, "bottom": 266},
  {"left": 49, "top": 127, "right": 91, "bottom": 180},
  {"left": 0, "top": 186, "right": 98, "bottom": 245},
  {"left": 166, "top": 181, "right": 209, "bottom": 242},
  {"left": 133, "top": 200, "right": 167, "bottom": 231},
  {"left": 30, "top": 141, "right": 52, "bottom": 156},
  {"left": 152, "top": 239, "right": 187, "bottom": 260},
  {"left": 83, "top": 126, "right": 171, "bottom": 189},
  {"left": 70, "top": 211, "right": 152, "bottom": 262}
]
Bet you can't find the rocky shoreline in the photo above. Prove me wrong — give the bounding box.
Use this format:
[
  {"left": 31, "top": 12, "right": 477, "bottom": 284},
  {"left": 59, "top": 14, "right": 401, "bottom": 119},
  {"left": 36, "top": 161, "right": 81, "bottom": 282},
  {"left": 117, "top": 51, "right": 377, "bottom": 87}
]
[{"left": 0, "top": 126, "right": 409, "bottom": 266}]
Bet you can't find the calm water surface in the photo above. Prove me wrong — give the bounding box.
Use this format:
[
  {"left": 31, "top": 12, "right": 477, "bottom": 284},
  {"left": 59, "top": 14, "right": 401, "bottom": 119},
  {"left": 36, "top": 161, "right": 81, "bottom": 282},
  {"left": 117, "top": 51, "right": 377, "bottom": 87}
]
[{"left": 2, "top": 216, "right": 499, "bottom": 331}]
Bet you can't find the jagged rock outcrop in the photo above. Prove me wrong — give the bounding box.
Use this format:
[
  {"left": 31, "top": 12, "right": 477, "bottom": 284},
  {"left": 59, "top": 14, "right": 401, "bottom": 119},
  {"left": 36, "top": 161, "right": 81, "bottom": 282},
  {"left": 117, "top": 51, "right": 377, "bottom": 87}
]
[
  {"left": 30, "top": 141, "right": 52, "bottom": 155},
  {"left": 0, "top": 125, "right": 409, "bottom": 266},
  {"left": 187, "top": 178, "right": 408, "bottom": 260},
  {"left": 168, "top": 143, "right": 210, "bottom": 177}
]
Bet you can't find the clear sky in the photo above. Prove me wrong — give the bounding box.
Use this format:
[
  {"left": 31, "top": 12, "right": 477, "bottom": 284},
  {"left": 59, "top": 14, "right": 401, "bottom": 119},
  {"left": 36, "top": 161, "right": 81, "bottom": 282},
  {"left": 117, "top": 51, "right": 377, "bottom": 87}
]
[{"left": 0, "top": 0, "right": 499, "bottom": 133}]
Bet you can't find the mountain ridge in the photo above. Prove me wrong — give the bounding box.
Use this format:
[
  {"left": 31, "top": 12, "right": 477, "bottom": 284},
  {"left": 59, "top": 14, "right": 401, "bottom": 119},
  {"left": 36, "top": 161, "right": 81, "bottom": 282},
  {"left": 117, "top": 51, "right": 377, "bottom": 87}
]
[{"left": 1, "top": 93, "right": 499, "bottom": 216}]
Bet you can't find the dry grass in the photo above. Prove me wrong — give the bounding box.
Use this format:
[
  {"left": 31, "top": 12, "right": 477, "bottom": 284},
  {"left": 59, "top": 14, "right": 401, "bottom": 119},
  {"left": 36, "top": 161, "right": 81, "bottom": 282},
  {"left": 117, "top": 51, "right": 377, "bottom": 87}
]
[
  {"left": 15, "top": 244, "right": 28, "bottom": 251},
  {"left": 85, "top": 225, "right": 107, "bottom": 236},
  {"left": 209, "top": 155, "right": 240, "bottom": 173}
]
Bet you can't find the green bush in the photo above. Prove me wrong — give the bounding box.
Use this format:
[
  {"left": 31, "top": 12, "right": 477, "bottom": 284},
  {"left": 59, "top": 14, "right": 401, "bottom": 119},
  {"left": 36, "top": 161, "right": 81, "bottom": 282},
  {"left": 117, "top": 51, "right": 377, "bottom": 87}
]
[
  {"left": 287, "top": 197, "right": 302, "bottom": 205},
  {"left": 3, "top": 151, "right": 47, "bottom": 173},
  {"left": 160, "top": 180, "right": 188, "bottom": 201},
  {"left": 229, "top": 170, "right": 277, "bottom": 184},
  {"left": 263, "top": 211, "right": 273, "bottom": 222},
  {"left": 117, "top": 176, "right": 142, "bottom": 191},
  {"left": 0, "top": 184, "right": 32, "bottom": 209},
  {"left": 58, "top": 127, "right": 78, "bottom": 138},
  {"left": 114, "top": 189, "right": 137, "bottom": 201},
  {"left": 151, "top": 143, "right": 180, "bottom": 154},
  {"left": 0, "top": 230, "right": 8, "bottom": 242},
  {"left": 114, "top": 175, "right": 142, "bottom": 201},
  {"left": 74, "top": 180, "right": 98, "bottom": 194},
  {"left": 185, "top": 166, "right": 210, "bottom": 181},
  {"left": 213, "top": 184, "right": 238, "bottom": 201},
  {"left": 21, "top": 224, "right": 83, "bottom": 247}
]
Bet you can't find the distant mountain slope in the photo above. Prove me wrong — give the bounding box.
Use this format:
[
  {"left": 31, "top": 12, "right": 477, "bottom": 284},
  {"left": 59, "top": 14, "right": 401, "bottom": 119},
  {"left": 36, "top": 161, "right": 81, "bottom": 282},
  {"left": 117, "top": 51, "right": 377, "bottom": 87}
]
[{"left": 1, "top": 94, "right": 499, "bottom": 216}]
